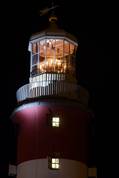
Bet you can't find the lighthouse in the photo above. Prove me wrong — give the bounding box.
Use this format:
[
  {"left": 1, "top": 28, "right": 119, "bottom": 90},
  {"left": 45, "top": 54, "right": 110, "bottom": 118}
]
[{"left": 9, "top": 12, "right": 97, "bottom": 178}]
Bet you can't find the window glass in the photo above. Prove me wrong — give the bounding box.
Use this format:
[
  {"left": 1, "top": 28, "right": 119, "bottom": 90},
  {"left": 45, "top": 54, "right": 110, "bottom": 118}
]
[{"left": 52, "top": 117, "right": 60, "bottom": 127}]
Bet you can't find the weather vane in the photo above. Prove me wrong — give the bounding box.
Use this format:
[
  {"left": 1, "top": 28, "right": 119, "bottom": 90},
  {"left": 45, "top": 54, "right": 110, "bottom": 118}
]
[{"left": 39, "top": 0, "right": 59, "bottom": 16}]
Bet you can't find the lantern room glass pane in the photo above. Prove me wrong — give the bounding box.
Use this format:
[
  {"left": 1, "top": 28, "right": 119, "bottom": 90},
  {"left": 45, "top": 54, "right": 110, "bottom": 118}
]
[
  {"left": 46, "top": 39, "right": 55, "bottom": 72},
  {"left": 32, "top": 43, "right": 38, "bottom": 54},
  {"left": 55, "top": 39, "right": 63, "bottom": 73},
  {"left": 31, "top": 42, "right": 39, "bottom": 76},
  {"left": 32, "top": 42, "right": 39, "bottom": 65},
  {"left": 56, "top": 40, "right": 63, "bottom": 59},
  {"left": 32, "top": 65, "right": 38, "bottom": 76},
  {"left": 69, "top": 43, "right": 77, "bottom": 77},
  {"left": 70, "top": 43, "right": 75, "bottom": 54},
  {"left": 63, "top": 40, "right": 70, "bottom": 73},
  {"left": 38, "top": 40, "right": 46, "bottom": 73},
  {"left": 32, "top": 54, "right": 38, "bottom": 65}
]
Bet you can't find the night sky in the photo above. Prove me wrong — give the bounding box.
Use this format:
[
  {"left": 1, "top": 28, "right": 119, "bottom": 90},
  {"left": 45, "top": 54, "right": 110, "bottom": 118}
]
[{"left": 0, "top": 0, "right": 114, "bottom": 177}]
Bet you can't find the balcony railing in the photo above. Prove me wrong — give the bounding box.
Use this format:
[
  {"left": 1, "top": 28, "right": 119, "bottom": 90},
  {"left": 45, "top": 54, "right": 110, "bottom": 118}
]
[{"left": 16, "top": 81, "right": 80, "bottom": 102}]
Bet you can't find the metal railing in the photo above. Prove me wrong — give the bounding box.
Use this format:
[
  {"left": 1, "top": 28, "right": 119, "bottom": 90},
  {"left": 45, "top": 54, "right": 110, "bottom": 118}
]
[{"left": 16, "top": 81, "right": 79, "bottom": 102}]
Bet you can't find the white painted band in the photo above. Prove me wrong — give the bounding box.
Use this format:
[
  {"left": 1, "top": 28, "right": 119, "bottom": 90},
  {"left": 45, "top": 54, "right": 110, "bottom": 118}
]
[{"left": 17, "top": 159, "right": 88, "bottom": 178}]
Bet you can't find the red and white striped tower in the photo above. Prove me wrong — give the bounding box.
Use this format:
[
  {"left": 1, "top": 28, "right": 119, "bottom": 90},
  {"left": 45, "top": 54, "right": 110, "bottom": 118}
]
[{"left": 11, "top": 15, "right": 96, "bottom": 178}]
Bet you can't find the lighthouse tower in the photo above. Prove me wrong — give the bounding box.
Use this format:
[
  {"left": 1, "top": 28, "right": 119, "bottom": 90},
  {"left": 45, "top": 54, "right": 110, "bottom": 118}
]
[{"left": 10, "top": 13, "right": 97, "bottom": 178}]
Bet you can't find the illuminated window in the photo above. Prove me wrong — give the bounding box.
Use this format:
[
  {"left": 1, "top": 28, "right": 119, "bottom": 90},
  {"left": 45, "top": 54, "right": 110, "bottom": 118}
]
[
  {"left": 52, "top": 117, "right": 60, "bottom": 127},
  {"left": 51, "top": 158, "right": 60, "bottom": 169}
]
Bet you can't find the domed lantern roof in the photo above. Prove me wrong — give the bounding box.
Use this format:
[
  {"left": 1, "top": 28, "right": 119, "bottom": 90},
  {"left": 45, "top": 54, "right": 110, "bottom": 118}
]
[{"left": 29, "top": 15, "right": 78, "bottom": 44}]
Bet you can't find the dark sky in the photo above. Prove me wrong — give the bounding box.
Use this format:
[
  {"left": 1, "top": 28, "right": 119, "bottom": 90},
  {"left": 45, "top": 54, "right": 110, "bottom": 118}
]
[{"left": 0, "top": 0, "right": 114, "bottom": 177}]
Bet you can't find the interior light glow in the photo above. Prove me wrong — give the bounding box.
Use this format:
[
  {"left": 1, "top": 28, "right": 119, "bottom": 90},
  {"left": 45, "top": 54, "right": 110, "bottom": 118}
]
[
  {"left": 52, "top": 117, "right": 60, "bottom": 127},
  {"left": 51, "top": 158, "right": 60, "bottom": 169}
]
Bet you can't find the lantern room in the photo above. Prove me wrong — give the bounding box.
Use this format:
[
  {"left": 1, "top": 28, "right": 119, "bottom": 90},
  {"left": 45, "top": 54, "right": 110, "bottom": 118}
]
[
  {"left": 28, "top": 16, "right": 78, "bottom": 84},
  {"left": 16, "top": 16, "right": 83, "bottom": 103}
]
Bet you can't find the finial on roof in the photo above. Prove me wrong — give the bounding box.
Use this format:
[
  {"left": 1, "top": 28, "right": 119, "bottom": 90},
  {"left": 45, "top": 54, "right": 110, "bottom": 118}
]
[
  {"left": 49, "top": 1, "right": 58, "bottom": 22},
  {"left": 49, "top": 15, "right": 58, "bottom": 23}
]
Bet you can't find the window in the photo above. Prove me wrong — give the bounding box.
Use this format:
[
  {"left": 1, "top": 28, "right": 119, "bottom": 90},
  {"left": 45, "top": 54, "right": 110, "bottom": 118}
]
[
  {"left": 52, "top": 158, "right": 60, "bottom": 169},
  {"left": 48, "top": 157, "right": 60, "bottom": 169},
  {"left": 48, "top": 153, "right": 60, "bottom": 170},
  {"left": 52, "top": 117, "right": 60, "bottom": 127}
]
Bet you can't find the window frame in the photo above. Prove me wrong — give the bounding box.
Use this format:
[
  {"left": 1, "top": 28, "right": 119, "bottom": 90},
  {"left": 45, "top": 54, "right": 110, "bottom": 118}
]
[
  {"left": 48, "top": 156, "right": 60, "bottom": 170},
  {"left": 52, "top": 116, "right": 60, "bottom": 127}
]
